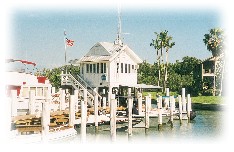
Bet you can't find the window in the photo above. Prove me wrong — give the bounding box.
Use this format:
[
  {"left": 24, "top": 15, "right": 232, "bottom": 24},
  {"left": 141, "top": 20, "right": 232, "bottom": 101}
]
[
  {"left": 121, "top": 63, "right": 123, "bottom": 73},
  {"left": 101, "top": 63, "right": 106, "bottom": 73},
  {"left": 90, "top": 64, "right": 93, "bottom": 73},
  {"left": 101, "top": 63, "right": 103, "bottom": 73},
  {"left": 125, "top": 64, "right": 127, "bottom": 73},
  {"left": 103, "top": 63, "right": 106, "bottom": 73},
  {"left": 117, "top": 63, "right": 119, "bottom": 73},
  {"left": 93, "top": 64, "right": 96, "bottom": 73},
  {"left": 81, "top": 64, "right": 84, "bottom": 74},
  {"left": 97, "top": 63, "right": 99, "bottom": 73},
  {"left": 86, "top": 64, "right": 89, "bottom": 73},
  {"left": 132, "top": 65, "right": 135, "bottom": 73},
  {"left": 128, "top": 64, "right": 130, "bottom": 73}
]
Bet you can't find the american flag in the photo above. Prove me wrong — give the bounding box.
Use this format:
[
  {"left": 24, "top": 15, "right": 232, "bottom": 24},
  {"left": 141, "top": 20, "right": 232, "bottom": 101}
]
[
  {"left": 64, "top": 30, "right": 74, "bottom": 47},
  {"left": 66, "top": 38, "right": 74, "bottom": 46}
]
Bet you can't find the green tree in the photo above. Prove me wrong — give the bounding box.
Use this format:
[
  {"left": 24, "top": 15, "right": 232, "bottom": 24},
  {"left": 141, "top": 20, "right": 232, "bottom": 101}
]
[
  {"left": 163, "top": 32, "right": 175, "bottom": 91},
  {"left": 35, "top": 65, "right": 80, "bottom": 90},
  {"left": 150, "top": 30, "right": 175, "bottom": 91},
  {"left": 203, "top": 28, "right": 224, "bottom": 57}
]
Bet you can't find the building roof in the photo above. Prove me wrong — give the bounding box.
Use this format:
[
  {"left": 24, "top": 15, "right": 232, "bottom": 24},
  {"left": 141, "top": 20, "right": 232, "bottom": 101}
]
[{"left": 78, "top": 42, "right": 143, "bottom": 64}]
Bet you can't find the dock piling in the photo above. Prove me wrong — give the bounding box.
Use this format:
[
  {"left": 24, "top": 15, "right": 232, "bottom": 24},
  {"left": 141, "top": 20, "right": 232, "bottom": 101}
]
[
  {"left": 128, "top": 88, "right": 133, "bottom": 136},
  {"left": 158, "top": 108, "right": 163, "bottom": 130},
  {"left": 110, "top": 94, "right": 117, "bottom": 142},
  {"left": 182, "top": 88, "right": 186, "bottom": 112},
  {"left": 169, "top": 96, "right": 174, "bottom": 127},
  {"left": 178, "top": 95, "right": 182, "bottom": 124},
  {"left": 145, "top": 96, "right": 150, "bottom": 129},
  {"left": 69, "top": 95, "right": 75, "bottom": 127},
  {"left": 137, "top": 92, "right": 142, "bottom": 115},
  {"left": 187, "top": 94, "right": 191, "bottom": 122},
  {"left": 94, "top": 88, "right": 99, "bottom": 132},
  {"left": 81, "top": 89, "right": 87, "bottom": 143}
]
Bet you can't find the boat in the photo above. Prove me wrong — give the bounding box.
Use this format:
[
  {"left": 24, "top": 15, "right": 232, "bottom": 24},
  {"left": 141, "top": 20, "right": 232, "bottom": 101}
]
[{"left": 6, "top": 59, "right": 77, "bottom": 143}]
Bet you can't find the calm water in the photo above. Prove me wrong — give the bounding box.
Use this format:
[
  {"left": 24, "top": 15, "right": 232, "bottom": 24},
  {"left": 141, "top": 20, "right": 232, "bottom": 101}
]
[{"left": 60, "top": 110, "right": 225, "bottom": 144}]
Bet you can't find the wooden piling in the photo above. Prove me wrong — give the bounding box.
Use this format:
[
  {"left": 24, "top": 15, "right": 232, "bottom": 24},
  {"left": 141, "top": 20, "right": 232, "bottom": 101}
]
[
  {"left": 148, "top": 93, "right": 152, "bottom": 110},
  {"left": 41, "top": 100, "right": 50, "bottom": 141},
  {"left": 69, "top": 95, "right": 75, "bottom": 127},
  {"left": 178, "top": 95, "right": 182, "bottom": 124},
  {"left": 81, "top": 89, "right": 87, "bottom": 143},
  {"left": 60, "top": 89, "right": 65, "bottom": 111},
  {"left": 158, "top": 108, "right": 163, "bottom": 130},
  {"left": 145, "top": 96, "right": 150, "bottom": 129},
  {"left": 128, "top": 88, "right": 133, "bottom": 136},
  {"left": 165, "top": 88, "right": 170, "bottom": 108},
  {"left": 137, "top": 92, "right": 142, "bottom": 114},
  {"left": 182, "top": 88, "right": 186, "bottom": 112},
  {"left": 29, "top": 90, "right": 35, "bottom": 115},
  {"left": 187, "top": 94, "right": 191, "bottom": 122},
  {"left": 110, "top": 94, "right": 116, "bottom": 142},
  {"left": 11, "top": 90, "right": 17, "bottom": 117},
  {"left": 169, "top": 96, "right": 174, "bottom": 127},
  {"left": 94, "top": 88, "right": 99, "bottom": 132},
  {"left": 158, "top": 96, "right": 162, "bottom": 109},
  {"left": 108, "top": 86, "right": 113, "bottom": 107},
  {"left": 74, "top": 89, "right": 79, "bottom": 112}
]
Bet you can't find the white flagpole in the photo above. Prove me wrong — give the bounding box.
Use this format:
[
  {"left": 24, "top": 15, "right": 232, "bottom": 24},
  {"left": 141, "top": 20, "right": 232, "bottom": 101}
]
[{"left": 64, "top": 29, "right": 67, "bottom": 74}]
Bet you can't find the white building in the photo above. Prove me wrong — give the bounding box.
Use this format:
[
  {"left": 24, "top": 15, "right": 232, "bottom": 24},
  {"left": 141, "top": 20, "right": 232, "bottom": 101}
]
[{"left": 78, "top": 41, "right": 143, "bottom": 90}]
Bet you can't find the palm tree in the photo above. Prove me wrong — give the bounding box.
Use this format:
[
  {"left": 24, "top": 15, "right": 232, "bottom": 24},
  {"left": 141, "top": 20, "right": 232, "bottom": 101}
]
[
  {"left": 164, "top": 36, "right": 175, "bottom": 91},
  {"left": 150, "top": 32, "right": 161, "bottom": 86},
  {"left": 203, "top": 28, "right": 224, "bottom": 57},
  {"left": 151, "top": 30, "right": 175, "bottom": 92}
]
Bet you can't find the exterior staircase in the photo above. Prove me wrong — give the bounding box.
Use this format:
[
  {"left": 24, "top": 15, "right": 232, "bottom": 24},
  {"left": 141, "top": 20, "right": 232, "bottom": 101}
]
[{"left": 60, "top": 73, "right": 102, "bottom": 107}]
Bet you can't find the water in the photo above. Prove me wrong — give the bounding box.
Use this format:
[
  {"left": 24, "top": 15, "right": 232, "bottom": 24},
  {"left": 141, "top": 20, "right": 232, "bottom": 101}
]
[{"left": 61, "top": 110, "right": 225, "bottom": 144}]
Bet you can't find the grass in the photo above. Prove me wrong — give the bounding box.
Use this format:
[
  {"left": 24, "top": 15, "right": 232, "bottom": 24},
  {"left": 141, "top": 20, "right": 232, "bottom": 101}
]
[
  {"left": 142, "top": 91, "right": 224, "bottom": 104},
  {"left": 191, "top": 96, "right": 224, "bottom": 104}
]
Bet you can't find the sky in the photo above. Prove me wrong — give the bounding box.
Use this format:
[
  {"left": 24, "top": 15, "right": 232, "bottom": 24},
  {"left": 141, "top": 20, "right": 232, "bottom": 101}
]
[{"left": 7, "top": 3, "right": 222, "bottom": 70}]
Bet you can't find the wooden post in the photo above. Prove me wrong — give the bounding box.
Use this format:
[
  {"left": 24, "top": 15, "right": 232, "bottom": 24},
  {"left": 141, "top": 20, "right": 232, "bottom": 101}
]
[
  {"left": 187, "top": 94, "right": 191, "bottom": 122},
  {"left": 158, "top": 108, "right": 162, "bottom": 130},
  {"left": 41, "top": 100, "right": 50, "bottom": 141},
  {"left": 94, "top": 88, "right": 99, "bottom": 132},
  {"left": 108, "top": 86, "right": 113, "bottom": 107},
  {"left": 165, "top": 88, "right": 170, "bottom": 108},
  {"left": 11, "top": 90, "right": 17, "bottom": 117},
  {"left": 137, "top": 92, "right": 142, "bottom": 115},
  {"left": 74, "top": 89, "right": 79, "bottom": 112},
  {"left": 69, "top": 95, "right": 75, "bottom": 127},
  {"left": 158, "top": 96, "right": 162, "bottom": 109},
  {"left": 29, "top": 90, "right": 35, "bottom": 115},
  {"left": 110, "top": 94, "right": 116, "bottom": 142},
  {"left": 182, "top": 88, "right": 186, "bottom": 112},
  {"left": 145, "top": 96, "right": 149, "bottom": 129},
  {"left": 60, "top": 89, "right": 65, "bottom": 111},
  {"left": 148, "top": 93, "right": 151, "bottom": 110},
  {"left": 169, "top": 96, "right": 174, "bottom": 127},
  {"left": 128, "top": 88, "right": 133, "bottom": 136},
  {"left": 178, "top": 95, "right": 182, "bottom": 124},
  {"left": 166, "top": 88, "right": 170, "bottom": 96},
  {"left": 81, "top": 89, "right": 87, "bottom": 143}
]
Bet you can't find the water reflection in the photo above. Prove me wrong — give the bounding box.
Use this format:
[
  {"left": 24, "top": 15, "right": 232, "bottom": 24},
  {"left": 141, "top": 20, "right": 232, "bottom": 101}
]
[{"left": 54, "top": 110, "right": 224, "bottom": 144}]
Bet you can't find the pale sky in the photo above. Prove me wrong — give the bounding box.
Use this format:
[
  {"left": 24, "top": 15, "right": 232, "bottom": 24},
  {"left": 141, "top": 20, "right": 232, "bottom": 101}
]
[{"left": 8, "top": 4, "right": 222, "bottom": 70}]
